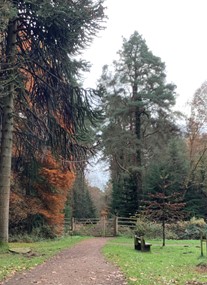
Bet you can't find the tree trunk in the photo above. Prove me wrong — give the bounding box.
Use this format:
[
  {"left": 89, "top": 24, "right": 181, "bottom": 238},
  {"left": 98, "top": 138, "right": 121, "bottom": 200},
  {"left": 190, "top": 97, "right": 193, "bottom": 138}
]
[
  {"left": 133, "top": 83, "right": 143, "bottom": 208},
  {"left": 0, "top": 19, "right": 17, "bottom": 244},
  {"left": 162, "top": 219, "right": 166, "bottom": 247}
]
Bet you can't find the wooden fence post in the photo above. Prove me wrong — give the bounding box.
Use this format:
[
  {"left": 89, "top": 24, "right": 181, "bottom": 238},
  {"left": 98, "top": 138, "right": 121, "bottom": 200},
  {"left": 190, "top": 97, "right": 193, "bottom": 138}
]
[
  {"left": 102, "top": 216, "right": 106, "bottom": 237},
  {"left": 114, "top": 216, "right": 118, "bottom": 236},
  {"left": 71, "top": 217, "right": 75, "bottom": 232}
]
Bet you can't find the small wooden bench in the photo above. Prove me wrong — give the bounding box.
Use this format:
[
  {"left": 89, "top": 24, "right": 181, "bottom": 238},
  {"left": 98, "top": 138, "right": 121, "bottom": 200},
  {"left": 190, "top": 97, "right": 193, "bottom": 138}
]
[{"left": 134, "top": 235, "right": 151, "bottom": 252}]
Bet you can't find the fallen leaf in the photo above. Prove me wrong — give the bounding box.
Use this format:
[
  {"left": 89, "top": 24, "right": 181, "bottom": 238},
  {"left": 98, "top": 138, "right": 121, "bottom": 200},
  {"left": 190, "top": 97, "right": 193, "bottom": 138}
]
[{"left": 129, "top": 277, "right": 138, "bottom": 282}]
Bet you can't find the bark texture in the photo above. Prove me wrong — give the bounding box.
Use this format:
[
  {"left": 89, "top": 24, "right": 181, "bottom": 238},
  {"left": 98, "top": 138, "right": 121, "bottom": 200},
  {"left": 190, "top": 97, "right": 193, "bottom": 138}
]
[{"left": 0, "top": 20, "right": 17, "bottom": 243}]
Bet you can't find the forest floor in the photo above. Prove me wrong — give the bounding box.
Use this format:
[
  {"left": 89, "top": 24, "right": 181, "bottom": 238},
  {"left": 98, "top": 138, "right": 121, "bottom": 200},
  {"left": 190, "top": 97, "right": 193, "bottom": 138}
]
[{"left": 0, "top": 238, "right": 128, "bottom": 285}]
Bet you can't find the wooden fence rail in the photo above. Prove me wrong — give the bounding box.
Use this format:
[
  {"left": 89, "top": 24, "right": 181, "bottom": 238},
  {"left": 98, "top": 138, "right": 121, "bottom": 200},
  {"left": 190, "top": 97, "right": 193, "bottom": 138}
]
[{"left": 64, "top": 216, "right": 137, "bottom": 237}]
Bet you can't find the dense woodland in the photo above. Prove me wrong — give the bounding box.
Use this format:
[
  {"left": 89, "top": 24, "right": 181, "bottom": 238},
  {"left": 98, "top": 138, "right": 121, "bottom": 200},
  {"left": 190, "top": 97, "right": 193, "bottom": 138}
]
[{"left": 1, "top": 1, "right": 207, "bottom": 244}]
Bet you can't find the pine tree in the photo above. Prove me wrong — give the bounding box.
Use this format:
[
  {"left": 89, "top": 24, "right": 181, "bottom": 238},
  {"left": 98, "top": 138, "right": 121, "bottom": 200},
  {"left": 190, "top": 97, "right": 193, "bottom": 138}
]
[{"left": 100, "top": 31, "right": 176, "bottom": 216}]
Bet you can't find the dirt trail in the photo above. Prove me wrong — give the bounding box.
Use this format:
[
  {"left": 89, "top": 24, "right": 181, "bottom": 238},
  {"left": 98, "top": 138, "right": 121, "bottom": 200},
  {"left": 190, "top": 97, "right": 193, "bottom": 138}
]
[{"left": 1, "top": 238, "right": 128, "bottom": 285}]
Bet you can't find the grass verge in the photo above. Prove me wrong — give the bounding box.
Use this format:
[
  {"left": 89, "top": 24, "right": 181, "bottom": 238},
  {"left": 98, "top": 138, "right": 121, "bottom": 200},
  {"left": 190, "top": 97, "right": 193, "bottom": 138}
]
[
  {"left": 0, "top": 236, "right": 86, "bottom": 281},
  {"left": 103, "top": 237, "right": 207, "bottom": 285}
]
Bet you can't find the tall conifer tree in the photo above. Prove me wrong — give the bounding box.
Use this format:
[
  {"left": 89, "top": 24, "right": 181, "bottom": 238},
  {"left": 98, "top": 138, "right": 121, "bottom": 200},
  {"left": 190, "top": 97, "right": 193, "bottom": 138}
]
[
  {"left": 100, "top": 31, "right": 176, "bottom": 216},
  {"left": 0, "top": 0, "right": 105, "bottom": 244}
]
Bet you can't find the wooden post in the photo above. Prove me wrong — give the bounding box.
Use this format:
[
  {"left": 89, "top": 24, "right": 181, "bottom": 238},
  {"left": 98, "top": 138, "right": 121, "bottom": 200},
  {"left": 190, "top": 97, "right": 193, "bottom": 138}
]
[
  {"left": 206, "top": 234, "right": 207, "bottom": 256},
  {"left": 103, "top": 216, "right": 106, "bottom": 237},
  {"left": 71, "top": 217, "right": 75, "bottom": 232},
  {"left": 114, "top": 216, "right": 118, "bottom": 236},
  {"left": 100, "top": 209, "right": 108, "bottom": 237},
  {"left": 200, "top": 232, "right": 204, "bottom": 257}
]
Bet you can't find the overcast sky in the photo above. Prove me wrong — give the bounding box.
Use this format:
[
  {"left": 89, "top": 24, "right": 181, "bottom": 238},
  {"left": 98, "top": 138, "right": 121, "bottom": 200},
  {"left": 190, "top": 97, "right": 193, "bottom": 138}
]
[
  {"left": 83, "top": 0, "right": 207, "bottom": 113},
  {"left": 85, "top": 0, "right": 207, "bottom": 189}
]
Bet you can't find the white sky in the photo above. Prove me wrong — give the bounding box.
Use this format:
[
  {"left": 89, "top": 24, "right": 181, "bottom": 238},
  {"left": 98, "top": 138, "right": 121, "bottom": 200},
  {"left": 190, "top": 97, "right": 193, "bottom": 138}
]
[
  {"left": 83, "top": 0, "right": 207, "bottom": 113},
  {"left": 85, "top": 0, "right": 207, "bottom": 189}
]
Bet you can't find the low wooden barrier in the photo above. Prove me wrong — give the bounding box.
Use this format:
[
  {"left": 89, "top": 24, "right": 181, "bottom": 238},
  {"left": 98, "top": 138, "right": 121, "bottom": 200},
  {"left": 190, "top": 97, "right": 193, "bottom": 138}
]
[{"left": 65, "top": 216, "right": 137, "bottom": 237}]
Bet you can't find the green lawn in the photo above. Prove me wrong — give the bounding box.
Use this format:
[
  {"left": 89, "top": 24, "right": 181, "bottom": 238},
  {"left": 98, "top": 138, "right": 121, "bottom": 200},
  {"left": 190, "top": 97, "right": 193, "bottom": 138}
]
[
  {"left": 1, "top": 236, "right": 207, "bottom": 285},
  {"left": 0, "top": 236, "right": 86, "bottom": 281},
  {"left": 103, "top": 237, "right": 207, "bottom": 285}
]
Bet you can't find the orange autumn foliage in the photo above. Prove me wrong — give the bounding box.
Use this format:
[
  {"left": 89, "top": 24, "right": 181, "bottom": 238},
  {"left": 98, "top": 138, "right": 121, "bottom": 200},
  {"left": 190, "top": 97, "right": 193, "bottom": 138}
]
[
  {"left": 10, "top": 191, "right": 29, "bottom": 223},
  {"left": 10, "top": 152, "right": 75, "bottom": 236},
  {"left": 10, "top": 190, "right": 44, "bottom": 224},
  {"left": 37, "top": 151, "right": 75, "bottom": 235}
]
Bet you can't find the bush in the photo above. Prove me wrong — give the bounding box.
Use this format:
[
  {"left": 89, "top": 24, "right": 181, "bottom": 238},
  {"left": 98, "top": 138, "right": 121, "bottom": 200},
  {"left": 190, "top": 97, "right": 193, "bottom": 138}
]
[
  {"left": 166, "top": 221, "right": 189, "bottom": 239},
  {"left": 9, "top": 224, "right": 56, "bottom": 242},
  {"left": 135, "top": 217, "right": 207, "bottom": 240},
  {"left": 117, "top": 226, "right": 135, "bottom": 237},
  {"left": 135, "top": 220, "right": 178, "bottom": 239},
  {"left": 183, "top": 217, "right": 207, "bottom": 239},
  {"left": 135, "top": 219, "right": 162, "bottom": 239},
  {"left": 166, "top": 218, "right": 207, "bottom": 240}
]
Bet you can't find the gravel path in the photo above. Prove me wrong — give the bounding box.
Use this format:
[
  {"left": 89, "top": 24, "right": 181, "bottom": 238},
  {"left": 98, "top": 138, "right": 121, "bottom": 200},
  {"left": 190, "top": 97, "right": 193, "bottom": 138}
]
[{"left": 1, "top": 238, "right": 128, "bottom": 285}]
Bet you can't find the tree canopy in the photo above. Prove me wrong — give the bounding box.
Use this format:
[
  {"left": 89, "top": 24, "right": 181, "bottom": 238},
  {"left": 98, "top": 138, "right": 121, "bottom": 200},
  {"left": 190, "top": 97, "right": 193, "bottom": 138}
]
[{"left": 1, "top": 0, "right": 105, "bottom": 161}]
